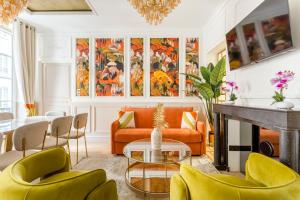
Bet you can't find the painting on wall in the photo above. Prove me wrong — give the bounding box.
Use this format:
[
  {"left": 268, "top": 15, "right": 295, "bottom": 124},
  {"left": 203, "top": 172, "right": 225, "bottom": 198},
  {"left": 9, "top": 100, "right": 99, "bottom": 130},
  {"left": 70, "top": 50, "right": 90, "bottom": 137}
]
[
  {"left": 150, "top": 38, "right": 179, "bottom": 97},
  {"left": 95, "top": 38, "right": 125, "bottom": 96},
  {"left": 226, "top": 28, "right": 243, "bottom": 70},
  {"left": 185, "top": 38, "right": 199, "bottom": 96},
  {"left": 130, "top": 38, "right": 144, "bottom": 96},
  {"left": 242, "top": 23, "right": 264, "bottom": 62},
  {"left": 261, "top": 14, "right": 293, "bottom": 54},
  {"left": 75, "top": 38, "right": 90, "bottom": 96}
]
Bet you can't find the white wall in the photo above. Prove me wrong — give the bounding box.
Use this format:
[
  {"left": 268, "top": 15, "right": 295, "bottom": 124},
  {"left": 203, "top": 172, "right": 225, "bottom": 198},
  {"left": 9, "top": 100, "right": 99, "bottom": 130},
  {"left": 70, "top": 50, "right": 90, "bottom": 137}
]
[
  {"left": 202, "top": 0, "right": 300, "bottom": 107},
  {"left": 36, "top": 31, "right": 204, "bottom": 135}
]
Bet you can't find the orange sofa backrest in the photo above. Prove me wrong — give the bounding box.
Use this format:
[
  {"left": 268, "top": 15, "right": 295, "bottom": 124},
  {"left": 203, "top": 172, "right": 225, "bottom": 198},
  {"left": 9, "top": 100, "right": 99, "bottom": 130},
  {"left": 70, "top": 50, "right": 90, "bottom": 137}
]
[{"left": 121, "top": 107, "right": 194, "bottom": 128}]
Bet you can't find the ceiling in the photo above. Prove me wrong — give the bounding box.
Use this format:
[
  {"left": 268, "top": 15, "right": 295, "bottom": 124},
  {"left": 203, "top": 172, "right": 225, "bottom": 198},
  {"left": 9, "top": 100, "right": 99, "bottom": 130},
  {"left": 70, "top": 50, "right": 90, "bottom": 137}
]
[
  {"left": 27, "top": 0, "right": 92, "bottom": 12},
  {"left": 20, "top": 0, "right": 225, "bottom": 33}
]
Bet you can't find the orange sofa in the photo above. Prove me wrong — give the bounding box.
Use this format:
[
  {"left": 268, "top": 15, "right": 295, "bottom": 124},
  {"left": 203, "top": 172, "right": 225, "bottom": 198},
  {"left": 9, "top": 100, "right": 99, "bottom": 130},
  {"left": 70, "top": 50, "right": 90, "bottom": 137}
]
[{"left": 111, "top": 107, "right": 206, "bottom": 156}]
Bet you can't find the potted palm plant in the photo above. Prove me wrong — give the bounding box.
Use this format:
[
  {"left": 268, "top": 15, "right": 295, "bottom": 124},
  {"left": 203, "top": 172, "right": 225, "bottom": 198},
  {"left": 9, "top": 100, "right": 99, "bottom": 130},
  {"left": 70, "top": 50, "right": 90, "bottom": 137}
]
[{"left": 184, "top": 57, "right": 226, "bottom": 135}]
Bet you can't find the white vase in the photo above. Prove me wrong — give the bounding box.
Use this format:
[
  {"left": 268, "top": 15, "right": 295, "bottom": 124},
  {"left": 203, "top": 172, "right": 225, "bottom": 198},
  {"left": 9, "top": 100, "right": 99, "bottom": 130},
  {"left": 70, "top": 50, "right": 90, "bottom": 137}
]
[
  {"left": 275, "top": 101, "right": 294, "bottom": 110},
  {"left": 151, "top": 128, "right": 162, "bottom": 150}
]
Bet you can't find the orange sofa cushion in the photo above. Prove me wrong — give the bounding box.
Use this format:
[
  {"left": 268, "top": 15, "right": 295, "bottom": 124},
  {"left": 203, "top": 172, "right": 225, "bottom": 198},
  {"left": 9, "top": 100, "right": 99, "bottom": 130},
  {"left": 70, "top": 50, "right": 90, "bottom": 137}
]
[
  {"left": 114, "top": 128, "right": 201, "bottom": 143},
  {"left": 121, "top": 107, "right": 194, "bottom": 128}
]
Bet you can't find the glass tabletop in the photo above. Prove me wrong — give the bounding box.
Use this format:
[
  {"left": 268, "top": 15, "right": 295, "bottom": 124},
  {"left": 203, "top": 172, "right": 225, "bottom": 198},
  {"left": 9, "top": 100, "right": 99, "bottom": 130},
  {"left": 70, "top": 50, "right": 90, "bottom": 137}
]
[
  {"left": 123, "top": 138, "right": 191, "bottom": 164},
  {"left": 0, "top": 116, "right": 57, "bottom": 134}
]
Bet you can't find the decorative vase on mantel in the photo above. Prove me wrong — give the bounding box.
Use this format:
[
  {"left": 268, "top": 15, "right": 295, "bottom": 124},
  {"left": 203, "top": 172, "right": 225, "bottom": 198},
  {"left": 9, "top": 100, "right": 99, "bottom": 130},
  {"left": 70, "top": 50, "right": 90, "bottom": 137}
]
[{"left": 151, "top": 128, "right": 162, "bottom": 150}]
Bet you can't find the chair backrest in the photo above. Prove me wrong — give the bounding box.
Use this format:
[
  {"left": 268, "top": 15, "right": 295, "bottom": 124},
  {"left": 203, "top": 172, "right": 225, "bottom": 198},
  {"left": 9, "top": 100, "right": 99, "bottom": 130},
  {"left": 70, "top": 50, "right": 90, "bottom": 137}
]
[
  {"left": 73, "top": 113, "right": 88, "bottom": 129},
  {"left": 13, "top": 121, "right": 49, "bottom": 151},
  {"left": 50, "top": 116, "right": 73, "bottom": 137},
  {"left": 0, "top": 112, "right": 14, "bottom": 121},
  {"left": 45, "top": 111, "right": 66, "bottom": 117},
  {"left": 246, "top": 153, "right": 297, "bottom": 187},
  {"left": 12, "top": 147, "right": 69, "bottom": 183}
]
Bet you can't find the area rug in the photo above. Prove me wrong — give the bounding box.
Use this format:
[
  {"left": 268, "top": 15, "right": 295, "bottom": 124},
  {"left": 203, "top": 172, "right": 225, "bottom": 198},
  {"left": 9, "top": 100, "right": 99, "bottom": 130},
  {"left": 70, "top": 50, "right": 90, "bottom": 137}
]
[{"left": 74, "top": 154, "right": 219, "bottom": 200}]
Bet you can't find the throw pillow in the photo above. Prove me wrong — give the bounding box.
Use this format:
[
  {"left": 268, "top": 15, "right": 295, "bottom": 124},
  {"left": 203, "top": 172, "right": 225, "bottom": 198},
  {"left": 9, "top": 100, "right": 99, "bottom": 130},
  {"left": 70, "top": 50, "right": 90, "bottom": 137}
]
[
  {"left": 119, "top": 111, "right": 135, "bottom": 128},
  {"left": 181, "top": 111, "right": 198, "bottom": 130}
]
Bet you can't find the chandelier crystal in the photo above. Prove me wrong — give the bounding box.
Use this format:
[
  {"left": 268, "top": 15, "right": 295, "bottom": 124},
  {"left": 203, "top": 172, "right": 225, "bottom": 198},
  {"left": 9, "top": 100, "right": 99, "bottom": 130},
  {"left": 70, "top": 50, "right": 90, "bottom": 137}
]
[
  {"left": 128, "top": 0, "right": 181, "bottom": 25},
  {"left": 0, "top": 0, "right": 29, "bottom": 25}
]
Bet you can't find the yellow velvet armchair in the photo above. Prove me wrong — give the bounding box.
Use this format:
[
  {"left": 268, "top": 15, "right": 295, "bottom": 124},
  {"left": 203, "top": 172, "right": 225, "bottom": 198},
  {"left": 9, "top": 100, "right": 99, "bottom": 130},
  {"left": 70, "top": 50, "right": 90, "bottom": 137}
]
[
  {"left": 0, "top": 147, "right": 118, "bottom": 200},
  {"left": 171, "top": 153, "right": 300, "bottom": 200}
]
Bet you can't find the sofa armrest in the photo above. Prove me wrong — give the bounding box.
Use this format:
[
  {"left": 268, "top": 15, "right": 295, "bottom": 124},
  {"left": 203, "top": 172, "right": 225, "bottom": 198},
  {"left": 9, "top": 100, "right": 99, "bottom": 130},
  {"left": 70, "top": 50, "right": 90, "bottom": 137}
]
[
  {"left": 111, "top": 120, "right": 120, "bottom": 154},
  {"left": 196, "top": 121, "right": 206, "bottom": 154},
  {"left": 170, "top": 173, "right": 190, "bottom": 200}
]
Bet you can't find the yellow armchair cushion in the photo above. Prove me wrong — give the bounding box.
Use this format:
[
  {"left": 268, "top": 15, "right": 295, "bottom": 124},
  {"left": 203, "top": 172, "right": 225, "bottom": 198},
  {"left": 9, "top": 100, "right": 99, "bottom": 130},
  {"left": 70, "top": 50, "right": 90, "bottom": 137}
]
[{"left": 171, "top": 153, "right": 300, "bottom": 200}]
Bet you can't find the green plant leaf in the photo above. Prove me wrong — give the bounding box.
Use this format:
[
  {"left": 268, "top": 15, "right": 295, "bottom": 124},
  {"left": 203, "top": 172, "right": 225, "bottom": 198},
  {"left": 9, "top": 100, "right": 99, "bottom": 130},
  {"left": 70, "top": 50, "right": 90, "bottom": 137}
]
[
  {"left": 200, "top": 66, "right": 210, "bottom": 83},
  {"left": 207, "top": 63, "right": 214, "bottom": 72},
  {"left": 195, "top": 83, "right": 214, "bottom": 100},
  {"left": 210, "top": 57, "right": 226, "bottom": 86},
  {"left": 184, "top": 73, "right": 203, "bottom": 83}
]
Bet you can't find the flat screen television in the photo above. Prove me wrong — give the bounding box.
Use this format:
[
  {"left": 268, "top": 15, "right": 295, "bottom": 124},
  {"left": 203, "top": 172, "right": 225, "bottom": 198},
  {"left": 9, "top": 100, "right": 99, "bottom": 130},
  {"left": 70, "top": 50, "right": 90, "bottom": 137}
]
[{"left": 226, "top": 0, "right": 294, "bottom": 70}]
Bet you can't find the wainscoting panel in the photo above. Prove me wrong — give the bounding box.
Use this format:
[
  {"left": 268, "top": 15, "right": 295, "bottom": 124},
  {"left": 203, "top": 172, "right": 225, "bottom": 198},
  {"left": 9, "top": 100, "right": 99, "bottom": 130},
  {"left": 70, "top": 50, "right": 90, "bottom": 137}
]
[{"left": 42, "top": 63, "right": 71, "bottom": 115}]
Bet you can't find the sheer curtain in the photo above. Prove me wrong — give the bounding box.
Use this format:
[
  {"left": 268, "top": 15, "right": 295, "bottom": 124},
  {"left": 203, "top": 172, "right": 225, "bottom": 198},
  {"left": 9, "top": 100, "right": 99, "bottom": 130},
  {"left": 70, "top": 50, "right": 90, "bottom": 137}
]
[{"left": 13, "top": 19, "right": 36, "bottom": 116}]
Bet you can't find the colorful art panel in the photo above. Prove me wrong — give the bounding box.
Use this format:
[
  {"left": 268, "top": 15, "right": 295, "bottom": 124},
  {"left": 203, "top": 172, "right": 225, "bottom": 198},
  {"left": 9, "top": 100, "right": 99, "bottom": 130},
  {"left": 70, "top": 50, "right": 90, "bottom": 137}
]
[
  {"left": 243, "top": 23, "right": 264, "bottom": 62},
  {"left": 76, "top": 38, "right": 90, "bottom": 96},
  {"left": 150, "top": 38, "right": 179, "bottom": 97},
  {"left": 130, "top": 38, "right": 144, "bottom": 96},
  {"left": 185, "top": 38, "right": 199, "bottom": 96},
  {"left": 261, "top": 14, "right": 293, "bottom": 54},
  {"left": 95, "top": 38, "right": 125, "bottom": 96},
  {"left": 226, "top": 28, "right": 243, "bottom": 70}
]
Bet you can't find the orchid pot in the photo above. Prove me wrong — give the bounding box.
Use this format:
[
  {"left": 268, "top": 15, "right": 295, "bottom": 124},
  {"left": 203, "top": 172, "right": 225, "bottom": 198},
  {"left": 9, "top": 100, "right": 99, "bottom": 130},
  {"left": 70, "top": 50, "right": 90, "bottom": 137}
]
[{"left": 271, "top": 70, "right": 295, "bottom": 110}]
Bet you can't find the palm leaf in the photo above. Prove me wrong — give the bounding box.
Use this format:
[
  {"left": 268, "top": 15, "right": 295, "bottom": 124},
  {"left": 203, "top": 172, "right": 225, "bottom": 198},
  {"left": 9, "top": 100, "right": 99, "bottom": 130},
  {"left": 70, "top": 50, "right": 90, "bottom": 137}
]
[
  {"left": 200, "top": 66, "right": 210, "bottom": 83},
  {"left": 210, "top": 57, "right": 226, "bottom": 86}
]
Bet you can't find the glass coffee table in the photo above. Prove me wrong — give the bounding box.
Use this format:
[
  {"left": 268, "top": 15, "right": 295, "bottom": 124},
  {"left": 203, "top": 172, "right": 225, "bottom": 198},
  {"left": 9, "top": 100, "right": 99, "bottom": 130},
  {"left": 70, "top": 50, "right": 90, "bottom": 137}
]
[{"left": 123, "top": 138, "right": 192, "bottom": 198}]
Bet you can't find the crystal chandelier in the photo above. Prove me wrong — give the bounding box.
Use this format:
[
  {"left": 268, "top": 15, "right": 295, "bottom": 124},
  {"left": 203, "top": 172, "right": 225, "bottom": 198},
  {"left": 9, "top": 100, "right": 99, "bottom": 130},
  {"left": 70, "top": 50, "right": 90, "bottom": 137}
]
[
  {"left": 0, "top": 0, "right": 29, "bottom": 25},
  {"left": 128, "top": 0, "right": 181, "bottom": 25}
]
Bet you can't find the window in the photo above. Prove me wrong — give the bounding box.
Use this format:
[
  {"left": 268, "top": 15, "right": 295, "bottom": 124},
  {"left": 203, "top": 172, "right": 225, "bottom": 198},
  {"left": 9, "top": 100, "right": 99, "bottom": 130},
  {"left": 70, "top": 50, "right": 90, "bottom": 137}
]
[
  {"left": 0, "top": 27, "right": 13, "bottom": 112},
  {"left": 217, "top": 49, "right": 227, "bottom": 61}
]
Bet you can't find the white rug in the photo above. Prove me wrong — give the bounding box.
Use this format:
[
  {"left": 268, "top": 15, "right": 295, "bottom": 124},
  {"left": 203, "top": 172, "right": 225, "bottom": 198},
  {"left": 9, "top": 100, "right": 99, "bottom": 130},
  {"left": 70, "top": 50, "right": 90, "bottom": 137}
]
[{"left": 74, "top": 154, "right": 218, "bottom": 200}]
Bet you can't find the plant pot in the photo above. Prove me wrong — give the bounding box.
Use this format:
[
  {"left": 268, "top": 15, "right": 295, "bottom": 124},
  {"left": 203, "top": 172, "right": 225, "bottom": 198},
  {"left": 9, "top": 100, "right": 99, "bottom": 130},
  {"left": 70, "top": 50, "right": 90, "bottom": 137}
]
[
  {"left": 224, "top": 101, "right": 235, "bottom": 105},
  {"left": 151, "top": 128, "right": 162, "bottom": 150},
  {"left": 275, "top": 101, "right": 294, "bottom": 110}
]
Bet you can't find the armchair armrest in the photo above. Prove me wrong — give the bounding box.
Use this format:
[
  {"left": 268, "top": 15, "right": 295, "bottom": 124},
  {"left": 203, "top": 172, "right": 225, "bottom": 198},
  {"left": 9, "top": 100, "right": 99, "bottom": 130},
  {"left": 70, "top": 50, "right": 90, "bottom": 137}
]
[
  {"left": 111, "top": 119, "right": 120, "bottom": 154},
  {"left": 170, "top": 173, "right": 190, "bottom": 200},
  {"left": 32, "top": 169, "right": 108, "bottom": 200},
  {"left": 86, "top": 179, "right": 118, "bottom": 200}
]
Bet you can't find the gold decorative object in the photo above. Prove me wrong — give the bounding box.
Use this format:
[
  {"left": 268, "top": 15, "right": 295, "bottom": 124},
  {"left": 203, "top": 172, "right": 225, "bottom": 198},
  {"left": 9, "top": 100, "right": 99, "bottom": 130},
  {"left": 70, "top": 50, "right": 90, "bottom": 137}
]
[
  {"left": 0, "top": 0, "right": 29, "bottom": 25},
  {"left": 153, "top": 103, "right": 168, "bottom": 130},
  {"left": 128, "top": 0, "right": 181, "bottom": 25}
]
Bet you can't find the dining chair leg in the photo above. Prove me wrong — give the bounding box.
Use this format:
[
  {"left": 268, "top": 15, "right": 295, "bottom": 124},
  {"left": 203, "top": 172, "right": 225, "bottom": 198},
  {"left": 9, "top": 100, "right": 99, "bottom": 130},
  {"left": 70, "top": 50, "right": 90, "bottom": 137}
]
[
  {"left": 66, "top": 140, "right": 72, "bottom": 168},
  {"left": 76, "top": 137, "right": 79, "bottom": 164},
  {"left": 84, "top": 134, "right": 88, "bottom": 158}
]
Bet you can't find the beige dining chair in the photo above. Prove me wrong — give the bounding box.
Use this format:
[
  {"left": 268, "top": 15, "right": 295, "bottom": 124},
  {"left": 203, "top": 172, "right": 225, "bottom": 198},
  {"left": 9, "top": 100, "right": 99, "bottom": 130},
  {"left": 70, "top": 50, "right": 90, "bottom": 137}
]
[
  {"left": 0, "top": 134, "right": 3, "bottom": 154},
  {"left": 36, "top": 116, "right": 73, "bottom": 151},
  {"left": 45, "top": 111, "right": 66, "bottom": 117},
  {"left": 0, "top": 121, "right": 49, "bottom": 171},
  {"left": 0, "top": 112, "right": 14, "bottom": 121},
  {"left": 60, "top": 113, "right": 88, "bottom": 164},
  {"left": 0, "top": 112, "right": 14, "bottom": 152}
]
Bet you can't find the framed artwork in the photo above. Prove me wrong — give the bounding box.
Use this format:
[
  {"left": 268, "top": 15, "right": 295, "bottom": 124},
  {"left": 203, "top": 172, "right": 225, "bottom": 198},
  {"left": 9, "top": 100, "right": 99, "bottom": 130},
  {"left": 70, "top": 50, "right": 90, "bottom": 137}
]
[
  {"left": 130, "top": 38, "right": 144, "bottom": 96},
  {"left": 226, "top": 28, "right": 243, "bottom": 70},
  {"left": 95, "top": 38, "right": 125, "bottom": 96},
  {"left": 185, "top": 38, "right": 199, "bottom": 96},
  {"left": 261, "top": 14, "right": 293, "bottom": 54},
  {"left": 150, "top": 38, "right": 179, "bottom": 97},
  {"left": 243, "top": 23, "right": 264, "bottom": 62},
  {"left": 75, "top": 38, "right": 90, "bottom": 96}
]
